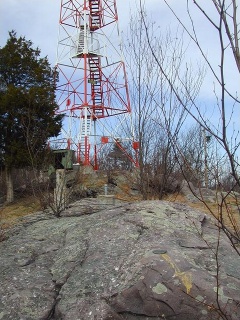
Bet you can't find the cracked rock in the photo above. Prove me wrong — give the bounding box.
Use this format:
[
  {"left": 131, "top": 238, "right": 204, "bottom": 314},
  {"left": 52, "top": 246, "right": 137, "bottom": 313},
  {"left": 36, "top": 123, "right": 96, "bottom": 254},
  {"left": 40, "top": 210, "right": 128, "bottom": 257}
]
[{"left": 0, "top": 199, "right": 239, "bottom": 320}]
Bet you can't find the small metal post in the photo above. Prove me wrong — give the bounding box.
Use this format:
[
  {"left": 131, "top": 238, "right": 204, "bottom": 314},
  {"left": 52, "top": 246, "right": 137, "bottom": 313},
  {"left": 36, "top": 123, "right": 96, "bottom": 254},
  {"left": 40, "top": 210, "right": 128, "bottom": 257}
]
[{"left": 104, "top": 184, "right": 108, "bottom": 195}]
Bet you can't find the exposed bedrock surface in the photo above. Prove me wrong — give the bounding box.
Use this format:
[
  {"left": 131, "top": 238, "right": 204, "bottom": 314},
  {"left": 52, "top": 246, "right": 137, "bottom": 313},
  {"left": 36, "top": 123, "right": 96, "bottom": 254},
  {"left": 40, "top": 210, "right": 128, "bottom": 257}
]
[{"left": 0, "top": 199, "right": 239, "bottom": 319}]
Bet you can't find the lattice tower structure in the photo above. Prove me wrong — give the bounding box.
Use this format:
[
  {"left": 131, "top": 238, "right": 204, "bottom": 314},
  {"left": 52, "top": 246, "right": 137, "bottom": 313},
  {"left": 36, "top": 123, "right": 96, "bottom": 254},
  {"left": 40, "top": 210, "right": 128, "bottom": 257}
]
[{"left": 52, "top": 0, "right": 138, "bottom": 169}]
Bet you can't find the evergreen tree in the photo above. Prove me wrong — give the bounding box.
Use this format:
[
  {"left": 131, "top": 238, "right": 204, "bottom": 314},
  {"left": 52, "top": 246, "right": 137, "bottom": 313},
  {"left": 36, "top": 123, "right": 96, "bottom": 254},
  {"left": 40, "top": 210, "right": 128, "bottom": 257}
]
[{"left": 0, "top": 31, "right": 63, "bottom": 202}]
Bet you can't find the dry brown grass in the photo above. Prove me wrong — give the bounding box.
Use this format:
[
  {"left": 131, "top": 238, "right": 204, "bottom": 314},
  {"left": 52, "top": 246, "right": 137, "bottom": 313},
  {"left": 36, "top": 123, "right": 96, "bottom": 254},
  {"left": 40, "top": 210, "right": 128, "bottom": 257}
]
[
  {"left": 0, "top": 196, "right": 41, "bottom": 230},
  {"left": 114, "top": 182, "right": 142, "bottom": 202},
  {"left": 1, "top": 187, "right": 239, "bottom": 236},
  {"left": 164, "top": 192, "right": 240, "bottom": 233}
]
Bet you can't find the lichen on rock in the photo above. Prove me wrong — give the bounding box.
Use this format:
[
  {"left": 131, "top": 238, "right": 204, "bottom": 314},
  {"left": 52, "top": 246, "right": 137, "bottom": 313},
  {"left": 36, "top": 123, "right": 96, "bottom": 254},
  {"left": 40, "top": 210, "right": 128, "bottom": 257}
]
[{"left": 0, "top": 199, "right": 239, "bottom": 319}]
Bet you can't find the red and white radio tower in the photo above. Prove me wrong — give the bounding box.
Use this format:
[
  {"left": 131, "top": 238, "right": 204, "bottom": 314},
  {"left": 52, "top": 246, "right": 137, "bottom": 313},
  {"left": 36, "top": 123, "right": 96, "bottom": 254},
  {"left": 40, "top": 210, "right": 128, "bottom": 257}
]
[{"left": 53, "top": 0, "right": 139, "bottom": 169}]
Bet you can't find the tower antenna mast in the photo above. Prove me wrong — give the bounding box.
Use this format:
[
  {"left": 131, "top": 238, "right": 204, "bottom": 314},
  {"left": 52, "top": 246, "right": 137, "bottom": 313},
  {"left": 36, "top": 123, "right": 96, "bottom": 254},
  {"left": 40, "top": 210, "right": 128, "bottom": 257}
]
[{"left": 52, "top": 0, "right": 139, "bottom": 169}]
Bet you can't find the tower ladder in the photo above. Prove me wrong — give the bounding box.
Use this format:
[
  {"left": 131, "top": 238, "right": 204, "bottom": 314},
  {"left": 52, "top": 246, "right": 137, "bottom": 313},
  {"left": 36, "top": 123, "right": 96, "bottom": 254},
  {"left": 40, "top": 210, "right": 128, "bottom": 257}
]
[
  {"left": 79, "top": 115, "right": 92, "bottom": 163},
  {"left": 89, "top": 0, "right": 101, "bottom": 30},
  {"left": 88, "top": 56, "right": 104, "bottom": 118}
]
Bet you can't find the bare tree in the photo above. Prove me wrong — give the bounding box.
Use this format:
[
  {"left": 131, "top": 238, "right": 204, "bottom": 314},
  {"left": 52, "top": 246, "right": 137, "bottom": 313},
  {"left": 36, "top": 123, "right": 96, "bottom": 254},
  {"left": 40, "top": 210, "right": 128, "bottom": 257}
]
[
  {"left": 138, "top": 3, "right": 240, "bottom": 316},
  {"left": 124, "top": 10, "right": 162, "bottom": 199},
  {"left": 139, "top": 0, "right": 240, "bottom": 237},
  {"left": 125, "top": 4, "right": 204, "bottom": 199}
]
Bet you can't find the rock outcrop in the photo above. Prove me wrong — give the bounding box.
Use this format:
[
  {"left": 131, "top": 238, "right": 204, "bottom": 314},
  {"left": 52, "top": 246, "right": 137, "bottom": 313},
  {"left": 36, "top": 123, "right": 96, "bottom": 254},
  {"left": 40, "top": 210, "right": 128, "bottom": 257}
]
[{"left": 0, "top": 199, "right": 239, "bottom": 319}]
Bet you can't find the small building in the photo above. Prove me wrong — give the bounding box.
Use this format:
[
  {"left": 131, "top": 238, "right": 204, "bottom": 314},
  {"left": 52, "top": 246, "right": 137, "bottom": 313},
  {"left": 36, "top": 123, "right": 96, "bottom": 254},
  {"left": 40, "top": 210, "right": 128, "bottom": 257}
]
[{"left": 53, "top": 149, "right": 75, "bottom": 170}]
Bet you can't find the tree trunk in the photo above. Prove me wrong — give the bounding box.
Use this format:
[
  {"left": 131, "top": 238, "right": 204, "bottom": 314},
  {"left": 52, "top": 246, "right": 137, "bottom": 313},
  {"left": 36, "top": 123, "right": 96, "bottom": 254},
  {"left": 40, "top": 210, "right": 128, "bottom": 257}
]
[{"left": 5, "top": 166, "right": 14, "bottom": 203}]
